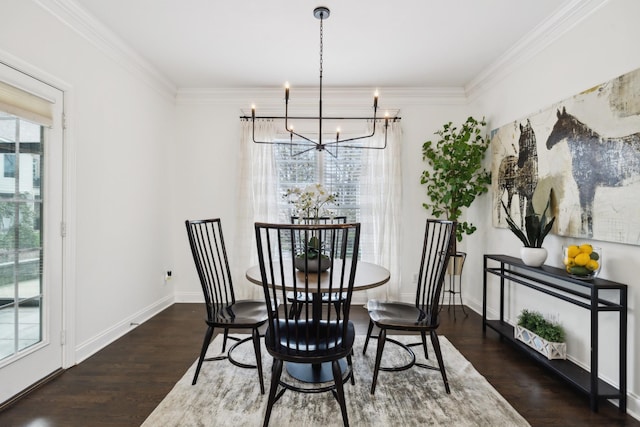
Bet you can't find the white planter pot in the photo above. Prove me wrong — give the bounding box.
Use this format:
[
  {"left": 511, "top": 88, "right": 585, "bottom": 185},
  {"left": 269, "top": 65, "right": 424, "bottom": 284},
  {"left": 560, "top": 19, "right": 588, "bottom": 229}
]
[
  {"left": 520, "top": 247, "right": 547, "bottom": 267},
  {"left": 514, "top": 325, "right": 566, "bottom": 360}
]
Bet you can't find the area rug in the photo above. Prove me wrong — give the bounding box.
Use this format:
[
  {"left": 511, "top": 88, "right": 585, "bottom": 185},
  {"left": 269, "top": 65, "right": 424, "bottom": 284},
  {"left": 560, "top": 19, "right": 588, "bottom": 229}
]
[{"left": 142, "top": 334, "right": 529, "bottom": 427}]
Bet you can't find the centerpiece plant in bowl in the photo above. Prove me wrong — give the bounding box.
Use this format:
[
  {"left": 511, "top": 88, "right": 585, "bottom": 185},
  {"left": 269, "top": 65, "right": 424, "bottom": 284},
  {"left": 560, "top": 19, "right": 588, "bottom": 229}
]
[
  {"left": 501, "top": 191, "right": 555, "bottom": 267},
  {"left": 284, "top": 183, "right": 338, "bottom": 272}
]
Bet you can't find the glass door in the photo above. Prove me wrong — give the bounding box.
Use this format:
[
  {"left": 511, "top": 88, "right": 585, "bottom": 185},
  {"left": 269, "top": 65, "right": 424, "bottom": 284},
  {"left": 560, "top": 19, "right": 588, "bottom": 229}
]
[{"left": 0, "top": 63, "right": 64, "bottom": 405}]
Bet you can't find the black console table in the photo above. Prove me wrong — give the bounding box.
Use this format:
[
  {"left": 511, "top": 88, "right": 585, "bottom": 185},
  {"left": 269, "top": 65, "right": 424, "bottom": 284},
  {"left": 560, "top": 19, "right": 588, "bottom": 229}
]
[{"left": 483, "top": 254, "right": 627, "bottom": 413}]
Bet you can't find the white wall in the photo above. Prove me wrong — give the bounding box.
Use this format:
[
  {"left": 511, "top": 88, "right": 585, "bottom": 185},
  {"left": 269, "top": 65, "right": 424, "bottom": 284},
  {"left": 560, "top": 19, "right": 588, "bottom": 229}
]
[
  {"left": 0, "top": 1, "right": 176, "bottom": 363},
  {"left": 469, "top": 0, "right": 640, "bottom": 417}
]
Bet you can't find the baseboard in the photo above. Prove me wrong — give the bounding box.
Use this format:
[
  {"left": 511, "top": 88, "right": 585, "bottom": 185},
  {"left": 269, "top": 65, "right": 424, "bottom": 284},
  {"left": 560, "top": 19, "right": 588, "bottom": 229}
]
[
  {"left": 174, "top": 291, "right": 204, "bottom": 303},
  {"left": 74, "top": 295, "right": 174, "bottom": 363}
]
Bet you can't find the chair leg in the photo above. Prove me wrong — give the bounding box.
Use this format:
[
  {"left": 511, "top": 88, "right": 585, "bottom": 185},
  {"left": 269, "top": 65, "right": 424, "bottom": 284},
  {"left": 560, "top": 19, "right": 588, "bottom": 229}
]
[
  {"left": 347, "top": 350, "right": 355, "bottom": 385},
  {"left": 252, "top": 327, "right": 265, "bottom": 394},
  {"left": 332, "top": 359, "right": 350, "bottom": 427},
  {"left": 430, "top": 330, "right": 450, "bottom": 394},
  {"left": 288, "top": 301, "right": 298, "bottom": 319},
  {"left": 221, "top": 328, "right": 229, "bottom": 352},
  {"left": 192, "top": 325, "right": 214, "bottom": 385},
  {"left": 421, "top": 330, "right": 429, "bottom": 359},
  {"left": 263, "top": 358, "right": 283, "bottom": 427},
  {"left": 362, "top": 320, "right": 374, "bottom": 355},
  {"left": 370, "top": 328, "right": 387, "bottom": 395}
]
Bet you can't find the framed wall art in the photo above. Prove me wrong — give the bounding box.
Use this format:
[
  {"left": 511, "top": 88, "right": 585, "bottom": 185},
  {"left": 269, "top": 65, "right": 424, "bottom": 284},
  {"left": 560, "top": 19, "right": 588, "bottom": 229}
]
[{"left": 491, "top": 67, "right": 640, "bottom": 245}]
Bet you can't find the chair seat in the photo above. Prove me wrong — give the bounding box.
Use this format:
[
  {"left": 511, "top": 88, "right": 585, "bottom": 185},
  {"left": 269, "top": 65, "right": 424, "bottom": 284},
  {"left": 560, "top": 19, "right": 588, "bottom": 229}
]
[
  {"left": 368, "top": 301, "right": 436, "bottom": 330},
  {"left": 265, "top": 319, "right": 355, "bottom": 361},
  {"left": 210, "top": 300, "right": 269, "bottom": 327}
]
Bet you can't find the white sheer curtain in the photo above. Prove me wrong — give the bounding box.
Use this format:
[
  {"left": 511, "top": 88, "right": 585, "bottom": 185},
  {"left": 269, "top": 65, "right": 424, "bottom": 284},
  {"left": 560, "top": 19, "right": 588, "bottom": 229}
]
[
  {"left": 360, "top": 121, "right": 403, "bottom": 301},
  {"left": 233, "top": 120, "right": 279, "bottom": 299},
  {"left": 234, "top": 118, "right": 402, "bottom": 301}
]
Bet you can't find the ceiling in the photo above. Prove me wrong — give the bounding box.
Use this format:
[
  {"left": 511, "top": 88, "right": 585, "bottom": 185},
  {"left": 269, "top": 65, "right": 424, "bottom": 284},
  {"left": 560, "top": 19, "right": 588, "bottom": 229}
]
[{"left": 70, "top": 0, "right": 584, "bottom": 91}]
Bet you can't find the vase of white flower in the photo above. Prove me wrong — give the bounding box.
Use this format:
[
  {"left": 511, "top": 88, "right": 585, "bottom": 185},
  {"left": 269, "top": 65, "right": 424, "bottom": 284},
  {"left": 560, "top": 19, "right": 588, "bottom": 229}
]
[{"left": 284, "top": 184, "right": 338, "bottom": 273}]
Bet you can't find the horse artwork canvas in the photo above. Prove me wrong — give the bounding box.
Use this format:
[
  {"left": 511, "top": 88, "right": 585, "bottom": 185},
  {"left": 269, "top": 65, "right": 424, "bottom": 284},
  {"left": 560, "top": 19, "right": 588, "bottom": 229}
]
[
  {"left": 495, "top": 119, "right": 539, "bottom": 227},
  {"left": 491, "top": 67, "right": 640, "bottom": 245}
]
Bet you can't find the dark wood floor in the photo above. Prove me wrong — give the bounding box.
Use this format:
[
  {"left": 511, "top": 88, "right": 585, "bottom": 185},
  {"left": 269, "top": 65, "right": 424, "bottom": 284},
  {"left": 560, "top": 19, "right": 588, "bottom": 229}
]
[{"left": 0, "top": 303, "right": 637, "bottom": 426}]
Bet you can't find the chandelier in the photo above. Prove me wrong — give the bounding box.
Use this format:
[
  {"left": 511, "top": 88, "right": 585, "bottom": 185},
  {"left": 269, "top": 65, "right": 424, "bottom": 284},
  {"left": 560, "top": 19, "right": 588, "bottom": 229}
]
[{"left": 246, "top": 6, "right": 398, "bottom": 157}]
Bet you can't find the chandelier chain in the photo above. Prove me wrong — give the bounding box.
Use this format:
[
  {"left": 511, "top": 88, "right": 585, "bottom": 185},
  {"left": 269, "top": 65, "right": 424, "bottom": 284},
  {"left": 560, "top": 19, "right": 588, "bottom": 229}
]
[{"left": 319, "top": 15, "right": 324, "bottom": 78}]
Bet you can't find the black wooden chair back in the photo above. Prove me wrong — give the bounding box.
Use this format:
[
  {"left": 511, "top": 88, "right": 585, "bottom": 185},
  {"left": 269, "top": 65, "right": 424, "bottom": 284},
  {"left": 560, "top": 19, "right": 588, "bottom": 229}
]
[
  {"left": 415, "top": 219, "right": 456, "bottom": 325},
  {"left": 254, "top": 222, "right": 361, "bottom": 427},
  {"left": 185, "top": 218, "right": 268, "bottom": 393},
  {"left": 363, "top": 219, "right": 455, "bottom": 395},
  {"left": 288, "top": 216, "right": 348, "bottom": 316}
]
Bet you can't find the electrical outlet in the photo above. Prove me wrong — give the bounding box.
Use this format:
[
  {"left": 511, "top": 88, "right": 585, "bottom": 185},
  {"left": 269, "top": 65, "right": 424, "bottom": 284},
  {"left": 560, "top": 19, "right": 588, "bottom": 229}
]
[{"left": 164, "top": 270, "right": 172, "bottom": 281}]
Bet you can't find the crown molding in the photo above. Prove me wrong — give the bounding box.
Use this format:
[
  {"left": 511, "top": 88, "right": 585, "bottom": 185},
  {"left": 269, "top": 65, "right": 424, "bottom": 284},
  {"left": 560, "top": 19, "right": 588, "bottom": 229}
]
[
  {"left": 36, "top": 0, "right": 604, "bottom": 106},
  {"left": 176, "top": 86, "right": 467, "bottom": 108},
  {"left": 466, "top": 0, "right": 611, "bottom": 100},
  {"left": 35, "top": 0, "right": 177, "bottom": 100}
]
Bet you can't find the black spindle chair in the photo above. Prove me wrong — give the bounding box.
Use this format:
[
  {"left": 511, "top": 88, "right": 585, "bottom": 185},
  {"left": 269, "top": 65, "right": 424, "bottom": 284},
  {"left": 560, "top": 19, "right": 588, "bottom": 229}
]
[
  {"left": 254, "top": 222, "right": 361, "bottom": 427},
  {"left": 363, "top": 219, "right": 456, "bottom": 395},
  {"left": 185, "top": 218, "right": 268, "bottom": 393}
]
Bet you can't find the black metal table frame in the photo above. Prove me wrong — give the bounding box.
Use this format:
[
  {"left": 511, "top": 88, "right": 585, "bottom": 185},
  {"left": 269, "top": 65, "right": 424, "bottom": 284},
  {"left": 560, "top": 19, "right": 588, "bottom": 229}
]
[{"left": 483, "top": 254, "right": 627, "bottom": 413}]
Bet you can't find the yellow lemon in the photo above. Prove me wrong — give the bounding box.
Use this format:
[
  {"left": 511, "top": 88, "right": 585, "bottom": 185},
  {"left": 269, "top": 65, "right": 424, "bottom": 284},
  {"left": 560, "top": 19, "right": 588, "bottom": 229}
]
[
  {"left": 579, "top": 244, "right": 593, "bottom": 255},
  {"left": 574, "top": 253, "right": 590, "bottom": 266},
  {"left": 566, "top": 245, "right": 580, "bottom": 258},
  {"left": 586, "top": 260, "right": 599, "bottom": 271},
  {"left": 564, "top": 257, "right": 575, "bottom": 267}
]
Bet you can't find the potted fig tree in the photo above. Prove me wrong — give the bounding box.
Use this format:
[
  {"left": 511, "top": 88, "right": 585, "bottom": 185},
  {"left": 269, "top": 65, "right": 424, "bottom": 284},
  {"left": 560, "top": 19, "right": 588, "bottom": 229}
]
[{"left": 420, "top": 116, "right": 491, "bottom": 276}]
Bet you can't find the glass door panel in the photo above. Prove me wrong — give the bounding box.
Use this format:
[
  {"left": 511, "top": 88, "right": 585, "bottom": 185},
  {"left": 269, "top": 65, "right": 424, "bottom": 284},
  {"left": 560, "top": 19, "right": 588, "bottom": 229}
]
[{"left": 0, "top": 63, "right": 62, "bottom": 404}]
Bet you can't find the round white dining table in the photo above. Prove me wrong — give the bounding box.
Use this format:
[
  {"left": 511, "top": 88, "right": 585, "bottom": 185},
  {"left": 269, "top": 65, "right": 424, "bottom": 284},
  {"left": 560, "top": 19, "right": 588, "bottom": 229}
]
[{"left": 245, "top": 260, "right": 390, "bottom": 292}]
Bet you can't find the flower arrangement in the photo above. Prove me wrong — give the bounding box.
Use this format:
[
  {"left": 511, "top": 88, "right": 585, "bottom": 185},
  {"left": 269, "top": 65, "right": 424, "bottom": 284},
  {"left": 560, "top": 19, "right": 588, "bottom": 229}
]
[
  {"left": 284, "top": 184, "right": 338, "bottom": 271},
  {"left": 284, "top": 183, "right": 338, "bottom": 220}
]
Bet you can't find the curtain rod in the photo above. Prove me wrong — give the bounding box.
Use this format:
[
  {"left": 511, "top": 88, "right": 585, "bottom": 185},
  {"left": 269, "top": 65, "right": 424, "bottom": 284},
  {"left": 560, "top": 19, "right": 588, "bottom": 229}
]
[{"left": 240, "top": 116, "right": 401, "bottom": 121}]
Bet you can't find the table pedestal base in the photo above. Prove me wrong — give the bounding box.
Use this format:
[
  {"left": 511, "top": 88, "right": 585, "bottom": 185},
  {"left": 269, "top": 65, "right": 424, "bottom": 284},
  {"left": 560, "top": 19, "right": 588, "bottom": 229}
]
[{"left": 286, "top": 359, "right": 347, "bottom": 383}]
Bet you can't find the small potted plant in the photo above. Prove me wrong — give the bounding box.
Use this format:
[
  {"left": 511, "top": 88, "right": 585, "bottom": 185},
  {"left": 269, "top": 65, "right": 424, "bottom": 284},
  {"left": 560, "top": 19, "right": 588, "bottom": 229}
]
[
  {"left": 501, "top": 191, "right": 555, "bottom": 267},
  {"left": 284, "top": 184, "right": 338, "bottom": 272},
  {"left": 515, "top": 309, "right": 566, "bottom": 360}
]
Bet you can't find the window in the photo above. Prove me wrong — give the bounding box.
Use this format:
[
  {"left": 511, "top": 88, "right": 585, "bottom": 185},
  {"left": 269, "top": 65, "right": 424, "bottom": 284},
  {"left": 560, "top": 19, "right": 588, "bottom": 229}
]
[
  {"left": 238, "top": 119, "right": 401, "bottom": 302},
  {"left": 274, "top": 142, "right": 363, "bottom": 224},
  {"left": 3, "top": 154, "right": 15, "bottom": 178}
]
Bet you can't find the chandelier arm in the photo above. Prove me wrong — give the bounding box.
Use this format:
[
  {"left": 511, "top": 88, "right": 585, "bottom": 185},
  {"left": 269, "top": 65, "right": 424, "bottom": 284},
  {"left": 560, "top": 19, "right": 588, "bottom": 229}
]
[
  {"left": 251, "top": 118, "right": 315, "bottom": 146},
  {"left": 287, "top": 129, "right": 319, "bottom": 146},
  {"left": 292, "top": 145, "right": 323, "bottom": 157},
  {"left": 325, "top": 120, "right": 389, "bottom": 149}
]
